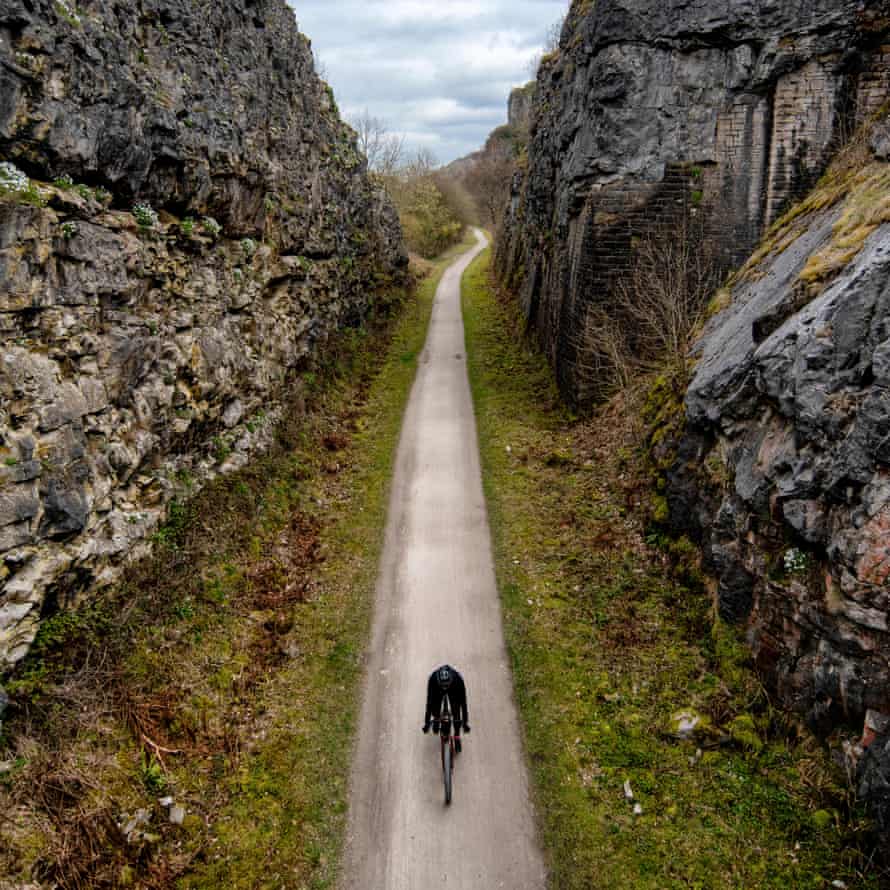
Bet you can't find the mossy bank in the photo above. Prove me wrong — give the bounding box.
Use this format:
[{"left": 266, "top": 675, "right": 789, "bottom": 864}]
[{"left": 461, "top": 249, "right": 882, "bottom": 889}]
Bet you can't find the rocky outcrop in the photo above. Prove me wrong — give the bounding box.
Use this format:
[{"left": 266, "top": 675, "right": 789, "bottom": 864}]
[
  {"left": 661, "top": 134, "right": 890, "bottom": 850},
  {"left": 495, "top": 0, "right": 890, "bottom": 850},
  {"left": 0, "top": 0, "right": 407, "bottom": 670},
  {"left": 496, "top": 0, "right": 890, "bottom": 402},
  {"left": 858, "top": 720, "right": 890, "bottom": 847},
  {"left": 507, "top": 82, "right": 535, "bottom": 137}
]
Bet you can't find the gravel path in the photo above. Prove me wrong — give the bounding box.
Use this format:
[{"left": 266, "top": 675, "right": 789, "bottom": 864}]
[{"left": 340, "top": 230, "right": 546, "bottom": 889}]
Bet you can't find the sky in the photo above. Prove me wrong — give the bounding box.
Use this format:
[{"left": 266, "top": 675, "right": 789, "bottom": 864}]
[{"left": 286, "top": 0, "right": 568, "bottom": 165}]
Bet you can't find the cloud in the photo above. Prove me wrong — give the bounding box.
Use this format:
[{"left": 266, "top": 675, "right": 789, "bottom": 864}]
[{"left": 286, "top": 0, "right": 567, "bottom": 164}]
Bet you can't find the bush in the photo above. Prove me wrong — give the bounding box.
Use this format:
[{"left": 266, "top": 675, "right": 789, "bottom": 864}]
[
  {"left": 577, "top": 213, "right": 722, "bottom": 398},
  {"left": 385, "top": 173, "right": 464, "bottom": 258},
  {"left": 132, "top": 202, "right": 158, "bottom": 229},
  {"left": 201, "top": 216, "right": 222, "bottom": 238}
]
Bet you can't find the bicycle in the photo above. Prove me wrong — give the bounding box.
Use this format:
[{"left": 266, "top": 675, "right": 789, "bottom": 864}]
[{"left": 436, "top": 694, "right": 457, "bottom": 805}]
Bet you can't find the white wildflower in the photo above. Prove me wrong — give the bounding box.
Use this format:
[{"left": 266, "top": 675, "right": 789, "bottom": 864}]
[{"left": 0, "top": 161, "right": 29, "bottom": 193}]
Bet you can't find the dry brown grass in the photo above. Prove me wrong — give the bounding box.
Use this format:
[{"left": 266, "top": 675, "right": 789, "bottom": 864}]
[{"left": 0, "top": 277, "right": 425, "bottom": 886}]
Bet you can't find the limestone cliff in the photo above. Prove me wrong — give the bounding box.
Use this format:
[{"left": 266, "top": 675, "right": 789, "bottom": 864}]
[
  {"left": 495, "top": 0, "right": 890, "bottom": 850},
  {"left": 497, "top": 0, "right": 890, "bottom": 401},
  {"left": 666, "top": 128, "right": 890, "bottom": 847},
  {"left": 507, "top": 82, "right": 535, "bottom": 138},
  {"left": 0, "top": 0, "right": 407, "bottom": 670}
]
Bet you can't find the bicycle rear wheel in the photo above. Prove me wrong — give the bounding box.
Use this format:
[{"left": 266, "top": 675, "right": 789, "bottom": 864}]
[{"left": 443, "top": 741, "right": 453, "bottom": 805}]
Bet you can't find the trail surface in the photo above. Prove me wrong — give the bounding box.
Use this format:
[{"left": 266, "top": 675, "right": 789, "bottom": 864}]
[{"left": 341, "top": 230, "right": 546, "bottom": 889}]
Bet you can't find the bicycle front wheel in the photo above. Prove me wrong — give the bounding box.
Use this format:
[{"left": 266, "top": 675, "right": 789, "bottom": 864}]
[{"left": 443, "top": 741, "right": 453, "bottom": 805}]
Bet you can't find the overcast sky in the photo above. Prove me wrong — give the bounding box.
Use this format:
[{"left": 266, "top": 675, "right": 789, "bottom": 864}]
[{"left": 287, "top": 1, "right": 567, "bottom": 165}]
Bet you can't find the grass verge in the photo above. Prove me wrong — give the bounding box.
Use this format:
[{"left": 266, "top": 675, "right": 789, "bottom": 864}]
[
  {"left": 0, "top": 231, "right": 478, "bottom": 889},
  {"left": 462, "top": 248, "right": 879, "bottom": 889}
]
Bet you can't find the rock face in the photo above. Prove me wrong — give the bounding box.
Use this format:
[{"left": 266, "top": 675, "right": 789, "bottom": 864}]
[
  {"left": 673, "top": 202, "right": 890, "bottom": 732},
  {"left": 496, "top": 0, "right": 890, "bottom": 402},
  {"left": 507, "top": 82, "right": 535, "bottom": 137},
  {"left": 665, "top": 148, "right": 890, "bottom": 852},
  {"left": 0, "top": 0, "right": 407, "bottom": 670},
  {"left": 496, "top": 0, "right": 890, "bottom": 849}
]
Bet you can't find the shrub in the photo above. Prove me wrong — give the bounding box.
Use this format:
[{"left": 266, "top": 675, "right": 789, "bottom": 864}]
[
  {"left": 577, "top": 213, "right": 723, "bottom": 398},
  {"left": 132, "top": 202, "right": 158, "bottom": 229},
  {"left": 386, "top": 173, "right": 464, "bottom": 258},
  {"left": 55, "top": 0, "right": 82, "bottom": 25},
  {"left": 180, "top": 216, "right": 195, "bottom": 236},
  {"left": 783, "top": 547, "right": 810, "bottom": 575},
  {"left": 61, "top": 221, "right": 77, "bottom": 239},
  {"left": 0, "top": 161, "right": 30, "bottom": 194},
  {"left": 201, "top": 216, "right": 222, "bottom": 238}
]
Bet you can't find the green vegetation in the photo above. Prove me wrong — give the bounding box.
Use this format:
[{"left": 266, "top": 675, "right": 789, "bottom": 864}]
[
  {"left": 0, "top": 161, "right": 47, "bottom": 207},
  {"left": 132, "top": 201, "right": 158, "bottom": 229},
  {"left": 0, "top": 234, "right": 478, "bottom": 888},
  {"left": 54, "top": 0, "right": 83, "bottom": 26},
  {"left": 386, "top": 173, "right": 465, "bottom": 258},
  {"left": 462, "top": 249, "right": 876, "bottom": 889},
  {"left": 201, "top": 215, "right": 222, "bottom": 238}
]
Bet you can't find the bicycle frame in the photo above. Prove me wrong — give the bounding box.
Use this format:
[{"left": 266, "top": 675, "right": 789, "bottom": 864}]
[{"left": 439, "top": 694, "right": 456, "bottom": 805}]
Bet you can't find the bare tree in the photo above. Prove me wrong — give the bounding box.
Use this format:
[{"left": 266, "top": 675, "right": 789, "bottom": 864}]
[
  {"left": 464, "top": 150, "right": 514, "bottom": 228},
  {"left": 544, "top": 14, "right": 565, "bottom": 54},
  {"left": 577, "top": 213, "right": 723, "bottom": 398},
  {"left": 401, "top": 147, "right": 439, "bottom": 178},
  {"left": 350, "top": 109, "right": 406, "bottom": 175},
  {"left": 527, "top": 10, "right": 567, "bottom": 77}
]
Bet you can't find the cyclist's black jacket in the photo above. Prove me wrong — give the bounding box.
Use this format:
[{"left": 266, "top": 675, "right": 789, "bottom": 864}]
[{"left": 425, "top": 665, "right": 468, "bottom": 731}]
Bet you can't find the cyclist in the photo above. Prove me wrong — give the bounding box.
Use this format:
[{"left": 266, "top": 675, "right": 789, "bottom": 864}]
[{"left": 422, "top": 664, "right": 470, "bottom": 752}]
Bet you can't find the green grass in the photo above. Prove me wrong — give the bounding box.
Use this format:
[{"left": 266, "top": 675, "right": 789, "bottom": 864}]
[
  {"left": 0, "top": 232, "right": 478, "bottom": 889},
  {"left": 461, "top": 249, "right": 878, "bottom": 890}
]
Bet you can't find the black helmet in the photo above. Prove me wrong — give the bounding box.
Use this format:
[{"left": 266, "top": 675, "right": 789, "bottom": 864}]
[{"left": 437, "top": 666, "right": 453, "bottom": 689}]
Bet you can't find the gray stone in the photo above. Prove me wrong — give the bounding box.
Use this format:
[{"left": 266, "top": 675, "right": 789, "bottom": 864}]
[
  {"left": 40, "top": 469, "right": 91, "bottom": 539},
  {"left": 38, "top": 382, "right": 89, "bottom": 432},
  {"left": 0, "top": 0, "right": 407, "bottom": 673},
  {"left": 0, "top": 460, "right": 41, "bottom": 485},
  {"left": 873, "top": 339, "right": 890, "bottom": 385},
  {"left": 871, "top": 119, "right": 890, "bottom": 162},
  {"left": 857, "top": 732, "right": 890, "bottom": 854},
  {"left": 496, "top": 0, "right": 883, "bottom": 403},
  {"left": 0, "top": 485, "right": 39, "bottom": 528},
  {"left": 0, "top": 522, "right": 33, "bottom": 554},
  {"left": 79, "top": 378, "right": 109, "bottom": 415},
  {"left": 222, "top": 400, "right": 244, "bottom": 429}
]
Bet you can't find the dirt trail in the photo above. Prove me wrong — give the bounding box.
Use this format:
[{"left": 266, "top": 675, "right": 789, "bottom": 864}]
[{"left": 340, "top": 230, "right": 546, "bottom": 889}]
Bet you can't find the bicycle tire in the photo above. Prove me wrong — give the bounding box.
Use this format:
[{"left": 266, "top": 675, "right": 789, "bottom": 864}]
[{"left": 443, "top": 741, "right": 453, "bottom": 805}]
